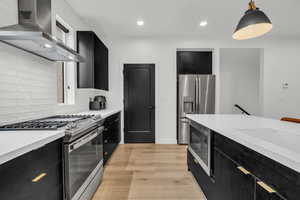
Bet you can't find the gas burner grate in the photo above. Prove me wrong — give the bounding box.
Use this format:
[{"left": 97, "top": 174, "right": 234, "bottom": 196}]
[
  {"left": 0, "top": 114, "right": 96, "bottom": 131},
  {"left": 0, "top": 121, "right": 69, "bottom": 131}
]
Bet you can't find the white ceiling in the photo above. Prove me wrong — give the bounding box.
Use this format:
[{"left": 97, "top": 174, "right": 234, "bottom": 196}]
[{"left": 66, "top": 0, "right": 300, "bottom": 39}]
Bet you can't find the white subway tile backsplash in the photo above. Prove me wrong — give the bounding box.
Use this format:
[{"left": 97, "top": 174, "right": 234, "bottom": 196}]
[{"left": 0, "top": 0, "right": 106, "bottom": 125}]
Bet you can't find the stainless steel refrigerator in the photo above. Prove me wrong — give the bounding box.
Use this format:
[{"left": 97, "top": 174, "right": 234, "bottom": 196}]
[{"left": 177, "top": 75, "right": 216, "bottom": 144}]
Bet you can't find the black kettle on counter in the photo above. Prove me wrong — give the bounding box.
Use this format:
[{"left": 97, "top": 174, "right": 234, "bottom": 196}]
[{"left": 89, "top": 96, "right": 106, "bottom": 110}]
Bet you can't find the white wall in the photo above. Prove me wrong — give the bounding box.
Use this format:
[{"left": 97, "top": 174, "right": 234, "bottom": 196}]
[
  {"left": 1, "top": 1, "right": 300, "bottom": 144},
  {"left": 0, "top": 0, "right": 110, "bottom": 125},
  {"left": 108, "top": 37, "right": 300, "bottom": 144},
  {"left": 219, "top": 48, "right": 261, "bottom": 115}
]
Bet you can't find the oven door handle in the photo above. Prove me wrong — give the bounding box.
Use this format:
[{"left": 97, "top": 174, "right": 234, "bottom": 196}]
[{"left": 69, "top": 126, "right": 104, "bottom": 152}]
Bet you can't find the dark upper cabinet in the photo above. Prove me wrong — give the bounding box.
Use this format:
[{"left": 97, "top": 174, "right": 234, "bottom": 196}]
[
  {"left": 77, "top": 31, "right": 109, "bottom": 90},
  {"left": 177, "top": 51, "right": 212, "bottom": 74},
  {"left": 214, "top": 149, "right": 255, "bottom": 200}
]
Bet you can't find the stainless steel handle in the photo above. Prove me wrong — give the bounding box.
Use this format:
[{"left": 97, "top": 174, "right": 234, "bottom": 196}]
[
  {"left": 148, "top": 106, "right": 155, "bottom": 110},
  {"left": 194, "top": 78, "right": 198, "bottom": 113},
  {"left": 69, "top": 126, "right": 104, "bottom": 152},
  {"left": 197, "top": 77, "right": 201, "bottom": 113},
  {"left": 181, "top": 118, "right": 190, "bottom": 124},
  {"left": 195, "top": 77, "right": 200, "bottom": 113}
]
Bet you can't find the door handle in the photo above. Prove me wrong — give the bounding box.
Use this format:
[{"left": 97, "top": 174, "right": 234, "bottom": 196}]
[
  {"left": 148, "top": 106, "right": 155, "bottom": 110},
  {"left": 257, "top": 181, "right": 276, "bottom": 193},
  {"left": 32, "top": 173, "right": 47, "bottom": 182},
  {"left": 237, "top": 166, "right": 251, "bottom": 175}
]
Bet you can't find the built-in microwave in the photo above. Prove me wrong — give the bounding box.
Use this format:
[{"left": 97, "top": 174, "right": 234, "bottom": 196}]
[{"left": 188, "top": 120, "right": 212, "bottom": 176}]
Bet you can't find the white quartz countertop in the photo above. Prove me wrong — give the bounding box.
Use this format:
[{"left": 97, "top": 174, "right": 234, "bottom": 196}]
[
  {"left": 186, "top": 114, "right": 300, "bottom": 173},
  {"left": 0, "top": 109, "right": 121, "bottom": 165},
  {"left": 0, "top": 130, "right": 64, "bottom": 165},
  {"left": 77, "top": 108, "right": 121, "bottom": 119}
]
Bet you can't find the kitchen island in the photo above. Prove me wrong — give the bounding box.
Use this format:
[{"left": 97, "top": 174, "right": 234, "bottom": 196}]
[{"left": 186, "top": 114, "right": 300, "bottom": 200}]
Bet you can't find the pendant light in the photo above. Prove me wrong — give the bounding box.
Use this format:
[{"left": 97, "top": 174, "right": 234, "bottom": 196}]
[{"left": 233, "top": 0, "right": 272, "bottom": 40}]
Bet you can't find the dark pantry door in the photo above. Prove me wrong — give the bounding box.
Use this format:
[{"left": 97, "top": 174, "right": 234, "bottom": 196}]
[{"left": 124, "top": 64, "right": 155, "bottom": 143}]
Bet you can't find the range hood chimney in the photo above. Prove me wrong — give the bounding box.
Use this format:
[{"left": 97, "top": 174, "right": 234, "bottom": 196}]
[{"left": 0, "top": 0, "right": 85, "bottom": 62}]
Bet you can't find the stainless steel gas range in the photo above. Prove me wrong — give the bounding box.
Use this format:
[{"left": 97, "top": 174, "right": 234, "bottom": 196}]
[{"left": 0, "top": 114, "right": 104, "bottom": 200}]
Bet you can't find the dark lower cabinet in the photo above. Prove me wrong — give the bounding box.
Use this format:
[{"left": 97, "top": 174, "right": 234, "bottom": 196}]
[
  {"left": 103, "top": 112, "right": 121, "bottom": 165},
  {"left": 256, "top": 183, "right": 285, "bottom": 200},
  {"left": 214, "top": 149, "right": 255, "bottom": 200},
  {"left": 187, "top": 150, "right": 215, "bottom": 200},
  {"left": 188, "top": 129, "right": 298, "bottom": 200},
  {"left": 0, "top": 139, "right": 63, "bottom": 200}
]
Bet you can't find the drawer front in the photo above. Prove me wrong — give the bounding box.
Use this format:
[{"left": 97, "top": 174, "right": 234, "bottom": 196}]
[
  {"left": 214, "top": 133, "right": 300, "bottom": 200},
  {"left": 0, "top": 139, "right": 63, "bottom": 200},
  {"left": 256, "top": 182, "right": 285, "bottom": 200},
  {"left": 32, "top": 162, "right": 63, "bottom": 200},
  {"left": 30, "top": 139, "right": 62, "bottom": 170}
]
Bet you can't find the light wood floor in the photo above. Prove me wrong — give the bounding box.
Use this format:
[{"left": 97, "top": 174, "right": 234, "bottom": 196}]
[{"left": 92, "top": 144, "right": 205, "bottom": 200}]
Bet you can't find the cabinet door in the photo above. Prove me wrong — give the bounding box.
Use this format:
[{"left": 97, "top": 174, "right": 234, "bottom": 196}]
[
  {"left": 103, "top": 113, "right": 121, "bottom": 165},
  {"left": 77, "top": 31, "right": 94, "bottom": 88},
  {"left": 103, "top": 127, "right": 113, "bottom": 165},
  {"left": 177, "top": 51, "right": 212, "bottom": 74},
  {"left": 0, "top": 139, "right": 63, "bottom": 200},
  {"left": 112, "top": 113, "right": 121, "bottom": 145},
  {"left": 214, "top": 149, "right": 255, "bottom": 200},
  {"left": 187, "top": 150, "right": 214, "bottom": 200},
  {"left": 94, "top": 36, "right": 109, "bottom": 90},
  {"left": 256, "top": 182, "right": 284, "bottom": 200}
]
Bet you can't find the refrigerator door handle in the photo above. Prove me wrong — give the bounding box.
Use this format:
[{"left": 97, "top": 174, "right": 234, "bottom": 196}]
[
  {"left": 194, "top": 77, "right": 198, "bottom": 113},
  {"left": 196, "top": 76, "right": 200, "bottom": 113},
  {"left": 198, "top": 76, "right": 203, "bottom": 114}
]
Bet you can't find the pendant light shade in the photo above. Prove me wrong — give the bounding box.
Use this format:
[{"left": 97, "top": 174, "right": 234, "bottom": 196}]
[{"left": 233, "top": 1, "right": 272, "bottom": 40}]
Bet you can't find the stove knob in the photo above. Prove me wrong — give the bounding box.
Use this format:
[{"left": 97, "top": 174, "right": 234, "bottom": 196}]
[{"left": 71, "top": 123, "right": 77, "bottom": 129}]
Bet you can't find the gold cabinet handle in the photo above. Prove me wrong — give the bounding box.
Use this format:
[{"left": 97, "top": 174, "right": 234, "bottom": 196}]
[
  {"left": 237, "top": 166, "right": 251, "bottom": 175},
  {"left": 32, "top": 173, "right": 47, "bottom": 183},
  {"left": 257, "top": 181, "right": 276, "bottom": 193}
]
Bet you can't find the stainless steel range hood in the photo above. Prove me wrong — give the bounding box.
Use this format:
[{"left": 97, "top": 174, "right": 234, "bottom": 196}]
[{"left": 0, "top": 0, "right": 85, "bottom": 62}]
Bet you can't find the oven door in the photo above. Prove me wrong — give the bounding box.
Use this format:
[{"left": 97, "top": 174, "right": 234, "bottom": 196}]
[
  {"left": 188, "top": 121, "right": 211, "bottom": 176},
  {"left": 64, "top": 126, "right": 104, "bottom": 200}
]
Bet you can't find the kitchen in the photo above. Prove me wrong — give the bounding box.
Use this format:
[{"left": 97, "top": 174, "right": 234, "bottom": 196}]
[{"left": 0, "top": 0, "right": 299, "bottom": 200}]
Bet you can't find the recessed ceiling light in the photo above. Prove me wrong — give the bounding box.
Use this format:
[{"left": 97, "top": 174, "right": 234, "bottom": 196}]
[
  {"left": 44, "top": 43, "right": 52, "bottom": 48},
  {"left": 137, "top": 20, "right": 144, "bottom": 26},
  {"left": 200, "top": 20, "right": 208, "bottom": 27},
  {"left": 68, "top": 55, "right": 74, "bottom": 60}
]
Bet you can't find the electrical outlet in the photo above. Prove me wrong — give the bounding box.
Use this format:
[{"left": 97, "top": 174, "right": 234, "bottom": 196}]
[{"left": 282, "top": 83, "right": 289, "bottom": 89}]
